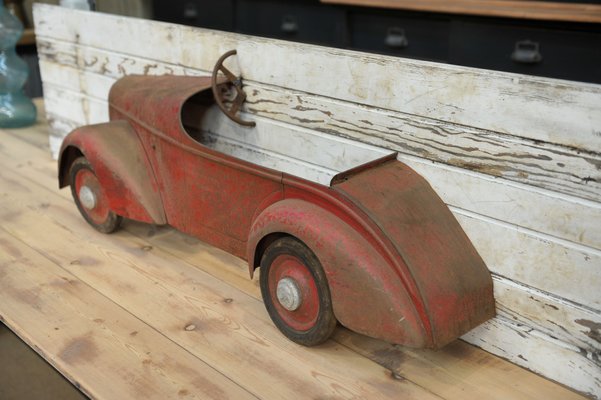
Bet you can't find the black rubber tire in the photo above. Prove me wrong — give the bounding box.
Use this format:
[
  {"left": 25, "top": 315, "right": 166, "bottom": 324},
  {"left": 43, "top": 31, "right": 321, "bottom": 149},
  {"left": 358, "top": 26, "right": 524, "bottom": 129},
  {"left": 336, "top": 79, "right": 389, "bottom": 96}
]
[
  {"left": 260, "top": 237, "right": 337, "bottom": 346},
  {"left": 69, "top": 157, "right": 122, "bottom": 234}
]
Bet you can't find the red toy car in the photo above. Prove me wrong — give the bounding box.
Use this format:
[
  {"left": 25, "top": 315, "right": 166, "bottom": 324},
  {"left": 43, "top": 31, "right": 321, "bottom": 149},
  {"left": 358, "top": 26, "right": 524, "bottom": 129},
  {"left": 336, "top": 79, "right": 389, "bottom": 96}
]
[{"left": 58, "top": 51, "right": 494, "bottom": 347}]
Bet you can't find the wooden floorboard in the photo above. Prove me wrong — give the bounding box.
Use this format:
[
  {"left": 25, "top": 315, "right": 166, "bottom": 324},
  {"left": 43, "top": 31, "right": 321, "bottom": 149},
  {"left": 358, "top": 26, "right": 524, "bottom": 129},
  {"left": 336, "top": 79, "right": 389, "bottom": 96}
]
[{"left": 0, "top": 105, "right": 589, "bottom": 399}]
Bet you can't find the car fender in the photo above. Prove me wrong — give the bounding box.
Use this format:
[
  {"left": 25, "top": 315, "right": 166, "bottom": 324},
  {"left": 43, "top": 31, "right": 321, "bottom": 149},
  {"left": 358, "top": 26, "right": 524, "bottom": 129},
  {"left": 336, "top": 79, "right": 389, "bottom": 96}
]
[
  {"left": 58, "top": 120, "right": 166, "bottom": 225},
  {"left": 247, "top": 199, "right": 430, "bottom": 347}
]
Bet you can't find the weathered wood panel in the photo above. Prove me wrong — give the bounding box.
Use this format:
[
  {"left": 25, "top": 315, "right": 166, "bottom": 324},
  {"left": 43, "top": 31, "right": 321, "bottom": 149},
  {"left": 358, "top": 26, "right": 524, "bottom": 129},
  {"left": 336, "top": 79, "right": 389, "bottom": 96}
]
[
  {"left": 38, "top": 60, "right": 601, "bottom": 251},
  {"left": 33, "top": 5, "right": 601, "bottom": 398},
  {"left": 35, "top": 6, "right": 601, "bottom": 151},
  {"left": 455, "top": 212, "right": 601, "bottom": 310},
  {"left": 463, "top": 316, "right": 601, "bottom": 398},
  {"left": 36, "top": 40, "right": 601, "bottom": 202},
  {"left": 492, "top": 276, "right": 601, "bottom": 352}
]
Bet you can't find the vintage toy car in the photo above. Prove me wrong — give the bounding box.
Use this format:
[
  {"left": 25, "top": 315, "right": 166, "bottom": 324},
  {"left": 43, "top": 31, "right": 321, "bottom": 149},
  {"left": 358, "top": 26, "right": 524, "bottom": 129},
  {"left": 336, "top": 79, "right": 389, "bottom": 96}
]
[{"left": 58, "top": 51, "right": 495, "bottom": 347}]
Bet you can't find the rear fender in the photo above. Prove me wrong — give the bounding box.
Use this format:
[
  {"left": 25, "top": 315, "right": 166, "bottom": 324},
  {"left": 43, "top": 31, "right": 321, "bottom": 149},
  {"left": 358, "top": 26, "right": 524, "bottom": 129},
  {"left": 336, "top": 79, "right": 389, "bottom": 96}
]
[
  {"left": 58, "top": 121, "right": 166, "bottom": 225},
  {"left": 248, "top": 199, "right": 429, "bottom": 347}
]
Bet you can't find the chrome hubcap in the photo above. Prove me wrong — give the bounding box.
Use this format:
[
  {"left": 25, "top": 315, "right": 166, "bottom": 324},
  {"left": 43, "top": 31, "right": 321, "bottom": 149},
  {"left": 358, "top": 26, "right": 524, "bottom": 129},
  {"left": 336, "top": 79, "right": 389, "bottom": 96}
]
[
  {"left": 276, "top": 277, "right": 302, "bottom": 311},
  {"left": 78, "top": 185, "right": 97, "bottom": 210}
]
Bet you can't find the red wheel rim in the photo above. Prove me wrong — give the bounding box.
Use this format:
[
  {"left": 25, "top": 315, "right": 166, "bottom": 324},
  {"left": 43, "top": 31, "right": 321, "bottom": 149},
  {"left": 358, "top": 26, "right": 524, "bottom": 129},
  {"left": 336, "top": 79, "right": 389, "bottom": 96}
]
[
  {"left": 74, "top": 168, "right": 111, "bottom": 226},
  {"left": 268, "top": 254, "right": 320, "bottom": 332}
]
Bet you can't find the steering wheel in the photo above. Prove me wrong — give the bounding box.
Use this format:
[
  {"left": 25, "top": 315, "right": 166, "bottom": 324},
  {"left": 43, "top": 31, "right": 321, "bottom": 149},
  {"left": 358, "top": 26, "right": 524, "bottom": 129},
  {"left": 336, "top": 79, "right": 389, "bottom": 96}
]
[{"left": 211, "top": 50, "right": 256, "bottom": 127}]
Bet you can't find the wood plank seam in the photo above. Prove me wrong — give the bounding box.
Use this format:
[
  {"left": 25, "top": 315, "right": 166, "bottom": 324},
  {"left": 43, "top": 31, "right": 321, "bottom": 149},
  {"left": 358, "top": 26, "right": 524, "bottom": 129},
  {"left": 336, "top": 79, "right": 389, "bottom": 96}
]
[
  {"left": 36, "top": 35, "right": 601, "bottom": 159},
  {"left": 40, "top": 77, "right": 601, "bottom": 204},
  {"left": 451, "top": 206, "right": 601, "bottom": 267},
  {"left": 37, "top": 55, "right": 601, "bottom": 202}
]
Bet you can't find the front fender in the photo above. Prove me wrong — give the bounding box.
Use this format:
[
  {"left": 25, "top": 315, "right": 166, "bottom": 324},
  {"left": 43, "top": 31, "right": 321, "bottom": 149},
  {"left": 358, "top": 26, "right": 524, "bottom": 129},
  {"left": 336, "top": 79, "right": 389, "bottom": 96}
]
[
  {"left": 248, "top": 199, "right": 429, "bottom": 348},
  {"left": 58, "top": 120, "right": 166, "bottom": 225}
]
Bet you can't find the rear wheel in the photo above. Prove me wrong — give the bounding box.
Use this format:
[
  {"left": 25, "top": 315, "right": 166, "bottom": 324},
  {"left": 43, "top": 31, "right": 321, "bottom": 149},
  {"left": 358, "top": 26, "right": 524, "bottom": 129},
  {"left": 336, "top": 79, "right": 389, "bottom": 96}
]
[
  {"left": 260, "top": 237, "right": 336, "bottom": 346},
  {"left": 69, "top": 157, "right": 122, "bottom": 233}
]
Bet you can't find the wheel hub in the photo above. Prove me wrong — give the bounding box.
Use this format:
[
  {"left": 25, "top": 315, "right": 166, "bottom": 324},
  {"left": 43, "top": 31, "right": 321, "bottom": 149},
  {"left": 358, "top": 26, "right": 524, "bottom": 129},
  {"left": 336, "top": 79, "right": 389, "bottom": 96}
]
[
  {"left": 78, "top": 185, "right": 97, "bottom": 210},
  {"left": 276, "top": 277, "right": 302, "bottom": 311}
]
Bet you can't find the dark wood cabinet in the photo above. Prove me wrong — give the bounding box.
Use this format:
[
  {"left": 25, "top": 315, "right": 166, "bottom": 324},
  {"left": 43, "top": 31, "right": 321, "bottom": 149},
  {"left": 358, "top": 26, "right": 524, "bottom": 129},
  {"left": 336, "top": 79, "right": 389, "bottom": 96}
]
[
  {"left": 349, "top": 10, "right": 450, "bottom": 62},
  {"left": 152, "top": 0, "right": 601, "bottom": 84},
  {"left": 450, "top": 20, "right": 601, "bottom": 83},
  {"left": 236, "top": 0, "right": 347, "bottom": 46}
]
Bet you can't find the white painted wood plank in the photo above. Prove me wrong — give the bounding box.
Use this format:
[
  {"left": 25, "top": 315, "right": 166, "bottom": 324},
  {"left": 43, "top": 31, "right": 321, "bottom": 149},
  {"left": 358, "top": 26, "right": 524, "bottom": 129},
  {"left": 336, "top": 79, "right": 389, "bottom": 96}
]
[
  {"left": 197, "top": 106, "right": 390, "bottom": 174},
  {"left": 493, "top": 276, "right": 601, "bottom": 352},
  {"left": 399, "top": 155, "right": 601, "bottom": 252},
  {"left": 462, "top": 316, "right": 601, "bottom": 399},
  {"left": 455, "top": 212, "right": 601, "bottom": 310},
  {"left": 34, "top": 4, "right": 601, "bottom": 152},
  {"left": 36, "top": 39, "right": 601, "bottom": 202},
  {"left": 39, "top": 58, "right": 601, "bottom": 250},
  {"left": 43, "top": 85, "right": 108, "bottom": 125}
]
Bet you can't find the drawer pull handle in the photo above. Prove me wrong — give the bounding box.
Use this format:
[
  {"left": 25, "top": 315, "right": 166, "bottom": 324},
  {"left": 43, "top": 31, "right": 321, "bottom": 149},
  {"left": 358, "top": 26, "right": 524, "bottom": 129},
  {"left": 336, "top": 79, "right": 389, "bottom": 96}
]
[
  {"left": 183, "top": 2, "right": 198, "bottom": 19},
  {"left": 511, "top": 40, "right": 542, "bottom": 64},
  {"left": 281, "top": 15, "right": 299, "bottom": 34},
  {"left": 385, "top": 27, "right": 408, "bottom": 49}
]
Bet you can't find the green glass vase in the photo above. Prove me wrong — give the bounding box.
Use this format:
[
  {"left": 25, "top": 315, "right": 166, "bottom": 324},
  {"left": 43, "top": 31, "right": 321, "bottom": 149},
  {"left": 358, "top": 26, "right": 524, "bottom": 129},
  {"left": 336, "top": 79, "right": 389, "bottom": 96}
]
[{"left": 0, "top": 0, "right": 36, "bottom": 128}]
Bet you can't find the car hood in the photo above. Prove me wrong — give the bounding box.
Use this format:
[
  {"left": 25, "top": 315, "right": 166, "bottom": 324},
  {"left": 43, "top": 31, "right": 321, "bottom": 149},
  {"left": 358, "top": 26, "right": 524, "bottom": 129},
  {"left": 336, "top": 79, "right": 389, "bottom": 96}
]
[{"left": 333, "top": 158, "right": 495, "bottom": 347}]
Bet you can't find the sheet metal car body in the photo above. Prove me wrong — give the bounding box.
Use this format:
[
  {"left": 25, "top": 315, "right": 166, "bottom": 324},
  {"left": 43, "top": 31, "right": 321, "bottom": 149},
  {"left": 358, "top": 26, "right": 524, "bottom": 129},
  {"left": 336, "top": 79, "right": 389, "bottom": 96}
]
[{"left": 58, "top": 52, "right": 495, "bottom": 348}]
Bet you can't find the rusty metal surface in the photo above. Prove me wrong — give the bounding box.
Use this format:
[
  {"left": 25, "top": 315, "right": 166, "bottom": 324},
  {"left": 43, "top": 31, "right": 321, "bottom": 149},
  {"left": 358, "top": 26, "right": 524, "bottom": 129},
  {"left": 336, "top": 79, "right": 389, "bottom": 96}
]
[
  {"left": 59, "top": 72, "right": 494, "bottom": 348},
  {"left": 248, "top": 198, "right": 429, "bottom": 347},
  {"left": 334, "top": 159, "right": 496, "bottom": 348},
  {"left": 108, "top": 74, "right": 282, "bottom": 259},
  {"left": 59, "top": 121, "right": 166, "bottom": 225}
]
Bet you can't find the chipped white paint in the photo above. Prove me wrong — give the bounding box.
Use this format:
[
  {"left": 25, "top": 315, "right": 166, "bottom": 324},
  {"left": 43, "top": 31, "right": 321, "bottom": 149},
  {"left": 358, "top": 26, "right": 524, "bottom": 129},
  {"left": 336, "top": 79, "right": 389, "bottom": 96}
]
[
  {"left": 34, "top": 5, "right": 601, "bottom": 152},
  {"left": 462, "top": 314, "right": 601, "bottom": 398},
  {"left": 36, "top": 42, "right": 601, "bottom": 202},
  {"left": 34, "top": 5, "right": 601, "bottom": 397}
]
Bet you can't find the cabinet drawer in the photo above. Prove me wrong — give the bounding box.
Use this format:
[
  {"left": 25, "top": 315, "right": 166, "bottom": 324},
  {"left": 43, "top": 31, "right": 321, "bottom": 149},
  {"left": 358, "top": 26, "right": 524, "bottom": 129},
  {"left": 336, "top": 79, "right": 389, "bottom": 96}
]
[
  {"left": 152, "top": 0, "right": 234, "bottom": 30},
  {"left": 349, "top": 11, "right": 450, "bottom": 62},
  {"left": 450, "top": 21, "right": 601, "bottom": 84},
  {"left": 235, "top": 0, "right": 346, "bottom": 47}
]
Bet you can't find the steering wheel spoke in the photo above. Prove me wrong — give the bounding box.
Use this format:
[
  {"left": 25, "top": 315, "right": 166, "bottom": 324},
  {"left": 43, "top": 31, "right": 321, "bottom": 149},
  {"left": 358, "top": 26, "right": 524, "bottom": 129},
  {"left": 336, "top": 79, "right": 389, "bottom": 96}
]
[
  {"left": 211, "top": 50, "right": 256, "bottom": 127},
  {"left": 219, "top": 65, "right": 238, "bottom": 83},
  {"left": 230, "top": 92, "right": 246, "bottom": 116}
]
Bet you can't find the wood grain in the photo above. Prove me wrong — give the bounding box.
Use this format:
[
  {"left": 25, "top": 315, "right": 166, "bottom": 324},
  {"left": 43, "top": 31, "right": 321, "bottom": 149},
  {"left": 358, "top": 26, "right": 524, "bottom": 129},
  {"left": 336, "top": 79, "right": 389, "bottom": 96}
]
[
  {"left": 0, "top": 176, "right": 441, "bottom": 400},
  {"left": 5, "top": 130, "right": 598, "bottom": 398},
  {"left": 0, "top": 125, "right": 590, "bottom": 399},
  {"left": 0, "top": 235, "right": 256, "bottom": 400},
  {"left": 320, "top": 0, "right": 601, "bottom": 23}
]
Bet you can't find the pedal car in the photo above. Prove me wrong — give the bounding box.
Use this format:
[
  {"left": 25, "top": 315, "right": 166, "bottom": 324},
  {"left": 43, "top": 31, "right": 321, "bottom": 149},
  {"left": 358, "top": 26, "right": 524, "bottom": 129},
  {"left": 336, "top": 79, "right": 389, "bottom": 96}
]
[{"left": 58, "top": 50, "right": 495, "bottom": 347}]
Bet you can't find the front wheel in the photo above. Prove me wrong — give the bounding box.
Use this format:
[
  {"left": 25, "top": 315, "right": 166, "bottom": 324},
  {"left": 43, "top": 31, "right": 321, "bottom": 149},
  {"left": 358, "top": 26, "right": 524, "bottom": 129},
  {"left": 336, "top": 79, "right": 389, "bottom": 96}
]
[
  {"left": 69, "top": 157, "right": 122, "bottom": 234},
  {"left": 260, "top": 237, "right": 337, "bottom": 346}
]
